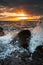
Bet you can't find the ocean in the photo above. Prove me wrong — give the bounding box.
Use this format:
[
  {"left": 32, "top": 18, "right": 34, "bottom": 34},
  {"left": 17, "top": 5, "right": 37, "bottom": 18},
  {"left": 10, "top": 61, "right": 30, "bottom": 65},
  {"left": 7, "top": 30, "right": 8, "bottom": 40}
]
[{"left": 0, "top": 21, "right": 43, "bottom": 65}]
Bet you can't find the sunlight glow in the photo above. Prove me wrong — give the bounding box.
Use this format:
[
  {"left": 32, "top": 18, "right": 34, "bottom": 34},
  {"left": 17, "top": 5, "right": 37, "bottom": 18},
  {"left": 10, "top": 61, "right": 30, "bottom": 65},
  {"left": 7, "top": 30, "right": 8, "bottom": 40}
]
[
  {"left": 0, "top": 12, "right": 26, "bottom": 17},
  {"left": 18, "top": 17, "right": 28, "bottom": 20},
  {"left": 0, "top": 11, "right": 41, "bottom": 21}
]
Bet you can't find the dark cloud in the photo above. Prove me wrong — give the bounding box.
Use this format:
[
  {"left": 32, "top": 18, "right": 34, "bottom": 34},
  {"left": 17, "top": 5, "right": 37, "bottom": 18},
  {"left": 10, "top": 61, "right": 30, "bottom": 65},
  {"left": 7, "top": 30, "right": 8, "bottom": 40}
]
[
  {"left": 0, "top": 0, "right": 43, "bottom": 6},
  {"left": 0, "top": 0, "right": 43, "bottom": 15}
]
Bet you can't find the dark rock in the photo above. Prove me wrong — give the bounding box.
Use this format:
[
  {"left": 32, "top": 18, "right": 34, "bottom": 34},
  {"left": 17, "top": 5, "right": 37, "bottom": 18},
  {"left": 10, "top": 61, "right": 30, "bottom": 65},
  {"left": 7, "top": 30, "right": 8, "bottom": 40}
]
[
  {"left": 0, "top": 27, "right": 4, "bottom": 36},
  {"left": 18, "top": 30, "right": 31, "bottom": 49},
  {"left": 32, "top": 45, "right": 43, "bottom": 64}
]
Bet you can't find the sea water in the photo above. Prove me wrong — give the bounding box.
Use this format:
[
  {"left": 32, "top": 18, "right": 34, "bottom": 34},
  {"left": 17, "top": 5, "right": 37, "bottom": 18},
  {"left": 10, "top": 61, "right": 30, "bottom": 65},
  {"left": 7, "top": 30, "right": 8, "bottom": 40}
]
[{"left": 0, "top": 24, "right": 43, "bottom": 60}]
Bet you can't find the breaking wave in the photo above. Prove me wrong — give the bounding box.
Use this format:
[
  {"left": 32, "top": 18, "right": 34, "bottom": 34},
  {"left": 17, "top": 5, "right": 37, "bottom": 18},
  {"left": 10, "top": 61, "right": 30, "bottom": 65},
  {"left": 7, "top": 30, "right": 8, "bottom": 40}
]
[{"left": 0, "top": 25, "right": 43, "bottom": 60}]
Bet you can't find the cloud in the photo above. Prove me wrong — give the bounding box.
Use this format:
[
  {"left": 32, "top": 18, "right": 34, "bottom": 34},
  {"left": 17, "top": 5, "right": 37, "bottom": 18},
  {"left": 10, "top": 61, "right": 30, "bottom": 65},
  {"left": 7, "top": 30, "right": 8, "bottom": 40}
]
[
  {"left": 0, "top": 3, "right": 43, "bottom": 16},
  {"left": 0, "top": 0, "right": 43, "bottom": 21},
  {"left": 0, "top": 0, "right": 43, "bottom": 6}
]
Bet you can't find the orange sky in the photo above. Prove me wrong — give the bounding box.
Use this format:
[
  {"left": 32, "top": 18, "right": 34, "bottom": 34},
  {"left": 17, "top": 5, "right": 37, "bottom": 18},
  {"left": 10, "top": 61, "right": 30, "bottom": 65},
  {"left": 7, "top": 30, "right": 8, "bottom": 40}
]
[
  {"left": 0, "top": 12, "right": 40, "bottom": 21},
  {"left": 0, "top": 6, "right": 41, "bottom": 21}
]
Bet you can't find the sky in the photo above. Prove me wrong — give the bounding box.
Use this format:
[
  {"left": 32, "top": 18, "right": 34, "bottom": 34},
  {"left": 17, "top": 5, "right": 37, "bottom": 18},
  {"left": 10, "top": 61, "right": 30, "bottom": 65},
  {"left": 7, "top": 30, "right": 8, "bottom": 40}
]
[{"left": 0, "top": 0, "right": 43, "bottom": 21}]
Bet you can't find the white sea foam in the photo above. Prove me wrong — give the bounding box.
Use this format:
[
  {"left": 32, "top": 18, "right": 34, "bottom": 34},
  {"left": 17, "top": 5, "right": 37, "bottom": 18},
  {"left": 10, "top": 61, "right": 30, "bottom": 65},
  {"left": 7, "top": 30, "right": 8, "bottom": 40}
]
[
  {"left": 0, "top": 31, "right": 19, "bottom": 59},
  {"left": 0, "top": 23, "right": 43, "bottom": 59},
  {"left": 29, "top": 24, "right": 43, "bottom": 53}
]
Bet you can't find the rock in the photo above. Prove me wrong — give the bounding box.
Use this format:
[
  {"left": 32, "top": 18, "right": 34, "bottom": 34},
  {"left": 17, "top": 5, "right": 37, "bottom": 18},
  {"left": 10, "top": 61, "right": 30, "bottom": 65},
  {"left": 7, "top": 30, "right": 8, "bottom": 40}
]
[
  {"left": 0, "top": 27, "right": 4, "bottom": 36},
  {"left": 18, "top": 30, "right": 31, "bottom": 49},
  {"left": 32, "top": 45, "right": 43, "bottom": 64}
]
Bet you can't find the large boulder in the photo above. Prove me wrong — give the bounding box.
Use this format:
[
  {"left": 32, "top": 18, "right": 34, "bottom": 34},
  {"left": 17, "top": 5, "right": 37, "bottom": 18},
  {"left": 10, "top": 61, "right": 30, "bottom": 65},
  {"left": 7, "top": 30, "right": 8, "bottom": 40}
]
[{"left": 18, "top": 30, "right": 31, "bottom": 49}]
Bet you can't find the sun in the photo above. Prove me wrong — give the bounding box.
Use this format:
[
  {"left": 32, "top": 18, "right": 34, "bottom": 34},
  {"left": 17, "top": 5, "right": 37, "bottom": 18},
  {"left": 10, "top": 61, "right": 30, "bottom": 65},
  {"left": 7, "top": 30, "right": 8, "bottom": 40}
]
[
  {"left": 13, "top": 13, "right": 28, "bottom": 21},
  {"left": 18, "top": 17, "right": 28, "bottom": 20},
  {"left": 16, "top": 13, "right": 28, "bottom": 20}
]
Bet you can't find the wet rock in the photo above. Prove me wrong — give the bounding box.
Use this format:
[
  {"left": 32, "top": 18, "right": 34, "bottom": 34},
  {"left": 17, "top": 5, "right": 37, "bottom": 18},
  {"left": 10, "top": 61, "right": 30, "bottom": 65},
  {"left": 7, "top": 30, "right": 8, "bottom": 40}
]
[
  {"left": 0, "top": 27, "right": 4, "bottom": 36},
  {"left": 18, "top": 30, "right": 31, "bottom": 49},
  {"left": 32, "top": 45, "right": 43, "bottom": 64}
]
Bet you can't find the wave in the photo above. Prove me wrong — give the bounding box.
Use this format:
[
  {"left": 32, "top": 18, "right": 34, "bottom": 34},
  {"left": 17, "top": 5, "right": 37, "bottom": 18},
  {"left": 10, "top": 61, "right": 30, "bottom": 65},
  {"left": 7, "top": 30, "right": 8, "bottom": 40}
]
[{"left": 0, "top": 25, "right": 43, "bottom": 60}]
